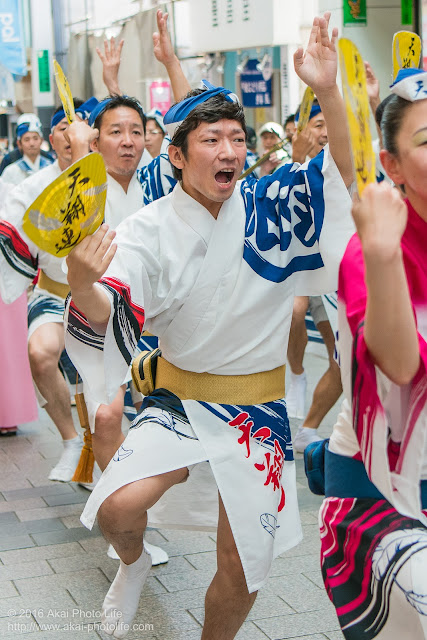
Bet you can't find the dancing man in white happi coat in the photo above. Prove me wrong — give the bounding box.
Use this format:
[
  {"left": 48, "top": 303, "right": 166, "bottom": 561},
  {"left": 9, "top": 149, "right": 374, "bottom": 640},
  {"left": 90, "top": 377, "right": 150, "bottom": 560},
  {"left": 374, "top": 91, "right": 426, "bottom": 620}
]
[{"left": 65, "top": 15, "right": 355, "bottom": 640}]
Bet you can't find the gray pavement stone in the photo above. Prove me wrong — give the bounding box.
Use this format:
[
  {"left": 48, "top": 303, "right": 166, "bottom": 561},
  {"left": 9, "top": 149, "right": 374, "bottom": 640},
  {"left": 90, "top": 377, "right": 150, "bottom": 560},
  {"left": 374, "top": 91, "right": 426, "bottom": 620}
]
[
  {"left": 1, "top": 484, "right": 75, "bottom": 501},
  {"left": 30, "top": 525, "right": 101, "bottom": 546},
  {"left": 0, "top": 535, "right": 36, "bottom": 552},
  {"left": 41, "top": 491, "right": 88, "bottom": 507},
  {"left": 0, "top": 518, "right": 67, "bottom": 537},
  {"left": 324, "top": 632, "right": 345, "bottom": 639},
  {"left": 254, "top": 609, "right": 341, "bottom": 640},
  {"left": 0, "top": 498, "right": 46, "bottom": 515},
  {"left": 0, "top": 541, "right": 85, "bottom": 565},
  {"left": 16, "top": 503, "right": 87, "bottom": 522},
  {"left": 0, "top": 560, "right": 53, "bottom": 582},
  {"left": 156, "top": 568, "right": 215, "bottom": 593},
  {"left": 60, "top": 515, "right": 85, "bottom": 528},
  {"left": 0, "top": 472, "right": 33, "bottom": 491},
  {"left": 0, "top": 512, "right": 20, "bottom": 525},
  {"left": 0, "top": 581, "right": 19, "bottom": 598}
]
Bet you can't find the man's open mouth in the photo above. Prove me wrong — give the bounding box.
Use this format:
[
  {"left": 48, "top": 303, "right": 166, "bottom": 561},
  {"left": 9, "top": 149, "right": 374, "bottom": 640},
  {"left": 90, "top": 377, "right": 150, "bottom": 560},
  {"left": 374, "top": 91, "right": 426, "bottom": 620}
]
[{"left": 215, "top": 169, "right": 234, "bottom": 184}]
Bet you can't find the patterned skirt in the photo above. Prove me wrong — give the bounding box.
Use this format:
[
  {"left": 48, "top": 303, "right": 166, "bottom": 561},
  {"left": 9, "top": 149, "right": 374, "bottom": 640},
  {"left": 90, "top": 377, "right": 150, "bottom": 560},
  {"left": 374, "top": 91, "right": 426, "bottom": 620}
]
[{"left": 320, "top": 497, "right": 427, "bottom": 639}]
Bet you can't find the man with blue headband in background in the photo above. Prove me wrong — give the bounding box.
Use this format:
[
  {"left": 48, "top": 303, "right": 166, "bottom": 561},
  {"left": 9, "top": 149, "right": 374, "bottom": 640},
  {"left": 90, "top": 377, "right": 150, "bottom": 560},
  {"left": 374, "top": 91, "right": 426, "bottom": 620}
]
[
  {"left": 1, "top": 113, "right": 54, "bottom": 185},
  {"left": 0, "top": 98, "right": 99, "bottom": 482},
  {"left": 64, "top": 14, "right": 355, "bottom": 639}
]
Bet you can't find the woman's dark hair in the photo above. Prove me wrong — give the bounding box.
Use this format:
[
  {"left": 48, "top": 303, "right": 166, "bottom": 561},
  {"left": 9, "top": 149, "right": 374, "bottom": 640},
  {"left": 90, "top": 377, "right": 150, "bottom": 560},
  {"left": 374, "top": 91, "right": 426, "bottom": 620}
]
[
  {"left": 381, "top": 94, "right": 413, "bottom": 155},
  {"left": 94, "top": 95, "right": 147, "bottom": 133},
  {"left": 374, "top": 94, "right": 393, "bottom": 130},
  {"left": 170, "top": 89, "right": 247, "bottom": 181}
]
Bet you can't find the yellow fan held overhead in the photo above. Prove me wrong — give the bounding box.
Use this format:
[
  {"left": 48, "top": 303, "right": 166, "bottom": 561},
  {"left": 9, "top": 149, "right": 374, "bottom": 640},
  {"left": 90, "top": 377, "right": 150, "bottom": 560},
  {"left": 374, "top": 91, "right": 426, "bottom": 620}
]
[
  {"left": 53, "top": 60, "right": 76, "bottom": 124},
  {"left": 22, "top": 153, "right": 107, "bottom": 257},
  {"left": 338, "top": 38, "right": 376, "bottom": 196},
  {"left": 392, "top": 31, "right": 422, "bottom": 82},
  {"left": 296, "top": 86, "right": 315, "bottom": 133}
]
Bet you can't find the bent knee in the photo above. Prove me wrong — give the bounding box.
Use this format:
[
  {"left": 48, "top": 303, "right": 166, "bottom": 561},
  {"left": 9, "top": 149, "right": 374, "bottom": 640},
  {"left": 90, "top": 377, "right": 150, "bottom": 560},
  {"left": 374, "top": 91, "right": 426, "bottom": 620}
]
[
  {"left": 292, "top": 296, "right": 309, "bottom": 323},
  {"left": 94, "top": 403, "right": 123, "bottom": 435},
  {"left": 28, "top": 342, "right": 60, "bottom": 377},
  {"left": 98, "top": 487, "right": 146, "bottom": 532}
]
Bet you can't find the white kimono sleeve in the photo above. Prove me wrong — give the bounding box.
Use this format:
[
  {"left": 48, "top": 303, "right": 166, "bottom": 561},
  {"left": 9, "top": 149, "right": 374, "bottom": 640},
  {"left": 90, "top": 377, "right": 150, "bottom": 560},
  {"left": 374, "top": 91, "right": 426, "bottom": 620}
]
[
  {"left": 65, "top": 233, "right": 155, "bottom": 405},
  {"left": 241, "top": 146, "right": 354, "bottom": 297}
]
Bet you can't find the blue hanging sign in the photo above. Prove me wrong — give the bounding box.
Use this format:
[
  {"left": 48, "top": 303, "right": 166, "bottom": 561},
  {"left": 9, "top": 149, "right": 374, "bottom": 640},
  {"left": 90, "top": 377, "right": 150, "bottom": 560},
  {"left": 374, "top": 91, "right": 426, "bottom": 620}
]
[
  {"left": 0, "top": 0, "right": 27, "bottom": 77},
  {"left": 240, "top": 59, "right": 272, "bottom": 108}
]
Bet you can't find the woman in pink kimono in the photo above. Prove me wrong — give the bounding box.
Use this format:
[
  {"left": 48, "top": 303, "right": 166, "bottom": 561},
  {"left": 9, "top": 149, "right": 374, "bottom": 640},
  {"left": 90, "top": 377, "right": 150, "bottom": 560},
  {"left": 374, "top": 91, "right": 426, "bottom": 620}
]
[
  {"left": 321, "top": 68, "right": 427, "bottom": 639},
  {"left": 0, "top": 178, "right": 37, "bottom": 434}
]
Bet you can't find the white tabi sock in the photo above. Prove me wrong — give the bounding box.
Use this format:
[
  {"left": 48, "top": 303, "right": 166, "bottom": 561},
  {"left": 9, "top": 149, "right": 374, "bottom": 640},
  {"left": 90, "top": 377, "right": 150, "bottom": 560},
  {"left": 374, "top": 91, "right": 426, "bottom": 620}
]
[
  {"left": 102, "top": 548, "right": 152, "bottom": 638},
  {"left": 107, "top": 541, "right": 169, "bottom": 566},
  {"left": 48, "top": 436, "right": 82, "bottom": 482}
]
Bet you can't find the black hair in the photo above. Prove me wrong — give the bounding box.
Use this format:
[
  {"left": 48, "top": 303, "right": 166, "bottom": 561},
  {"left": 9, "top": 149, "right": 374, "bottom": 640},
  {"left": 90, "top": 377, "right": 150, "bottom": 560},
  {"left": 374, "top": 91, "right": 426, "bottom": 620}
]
[
  {"left": 53, "top": 98, "right": 84, "bottom": 115},
  {"left": 375, "top": 94, "right": 394, "bottom": 130},
  {"left": 94, "top": 95, "right": 147, "bottom": 133},
  {"left": 381, "top": 94, "right": 414, "bottom": 155},
  {"left": 284, "top": 114, "right": 295, "bottom": 127},
  {"left": 170, "top": 89, "right": 247, "bottom": 181},
  {"left": 246, "top": 126, "right": 257, "bottom": 150}
]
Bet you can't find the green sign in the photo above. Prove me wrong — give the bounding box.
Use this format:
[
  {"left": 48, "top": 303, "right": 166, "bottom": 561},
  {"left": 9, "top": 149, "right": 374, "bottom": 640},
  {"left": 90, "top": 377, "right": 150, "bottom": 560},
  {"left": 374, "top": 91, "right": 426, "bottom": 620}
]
[
  {"left": 401, "top": 0, "right": 412, "bottom": 25},
  {"left": 343, "top": 0, "right": 367, "bottom": 26},
  {"left": 37, "top": 50, "right": 50, "bottom": 93}
]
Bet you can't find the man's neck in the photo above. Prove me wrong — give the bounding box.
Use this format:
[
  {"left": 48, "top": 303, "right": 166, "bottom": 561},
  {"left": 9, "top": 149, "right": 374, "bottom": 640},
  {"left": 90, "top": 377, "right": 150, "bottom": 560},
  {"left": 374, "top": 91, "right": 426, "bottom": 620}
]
[
  {"left": 108, "top": 170, "right": 133, "bottom": 193},
  {"left": 23, "top": 153, "right": 40, "bottom": 167}
]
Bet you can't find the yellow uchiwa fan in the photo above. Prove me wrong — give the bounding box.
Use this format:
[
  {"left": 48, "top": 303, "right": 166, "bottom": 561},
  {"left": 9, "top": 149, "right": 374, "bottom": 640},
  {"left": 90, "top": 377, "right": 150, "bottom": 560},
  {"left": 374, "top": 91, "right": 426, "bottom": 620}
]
[
  {"left": 338, "top": 38, "right": 376, "bottom": 196},
  {"left": 53, "top": 59, "right": 76, "bottom": 123},
  {"left": 392, "top": 31, "right": 422, "bottom": 82},
  {"left": 22, "top": 153, "right": 107, "bottom": 257},
  {"left": 296, "top": 86, "right": 315, "bottom": 133}
]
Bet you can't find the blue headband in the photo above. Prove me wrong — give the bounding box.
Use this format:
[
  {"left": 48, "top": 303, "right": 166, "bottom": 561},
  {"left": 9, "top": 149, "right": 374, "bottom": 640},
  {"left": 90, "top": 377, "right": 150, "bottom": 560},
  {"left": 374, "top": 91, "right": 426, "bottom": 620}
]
[
  {"left": 163, "top": 80, "right": 239, "bottom": 137},
  {"left": 87, "top": 96, "right": 144, "bottom": 128},
  {"left": 390, "top": 67, "right": 427, "bottom": 101},
  {"left": 294, "top": 103, "right": 322, "bottom": 123},
  {"left": 88, "top": 98, "right": 113, "bottom": 127},
  {"left": 51, "top": 96, "right": 99, "bottom": 129}
]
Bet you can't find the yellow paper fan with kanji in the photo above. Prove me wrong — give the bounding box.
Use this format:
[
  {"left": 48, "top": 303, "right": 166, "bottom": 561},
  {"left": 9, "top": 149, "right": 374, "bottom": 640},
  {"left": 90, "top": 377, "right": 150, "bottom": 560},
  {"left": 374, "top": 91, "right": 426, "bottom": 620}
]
[{"left": 23, "top": 153, "right": 107, "bottom": 257}]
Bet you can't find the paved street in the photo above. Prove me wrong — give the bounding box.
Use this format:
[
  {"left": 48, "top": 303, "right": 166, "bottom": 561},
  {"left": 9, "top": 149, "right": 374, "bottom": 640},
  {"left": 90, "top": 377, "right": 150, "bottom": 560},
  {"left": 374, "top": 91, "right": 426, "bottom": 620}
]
[{"left": 0, "top": 349, "right": 344, "bottom": 640}]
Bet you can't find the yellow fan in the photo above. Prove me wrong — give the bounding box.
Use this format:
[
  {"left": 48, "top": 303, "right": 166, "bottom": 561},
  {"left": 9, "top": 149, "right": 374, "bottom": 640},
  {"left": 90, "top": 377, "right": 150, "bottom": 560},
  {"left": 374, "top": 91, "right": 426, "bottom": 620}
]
[
  {"left": 23, "top": 153, "right": 107, "bottom": 257},
  {"left": 53, "top": 59, "right": 76, "bottom": 124},
  {"left": 338, "top": 38, "right": 376, "bottom": 196},
  {"left": 297, "top": 86, "right": 315, "bottom": 133},
  {"left": 392, "top": 31, "right": 422, "bottom": 82}
]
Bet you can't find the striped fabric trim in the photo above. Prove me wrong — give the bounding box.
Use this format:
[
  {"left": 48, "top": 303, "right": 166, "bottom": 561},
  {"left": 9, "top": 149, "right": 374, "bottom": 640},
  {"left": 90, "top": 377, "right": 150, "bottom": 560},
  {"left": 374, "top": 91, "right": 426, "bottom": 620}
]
[{"left": 0, "top": 221, "right": 38, "bottom": 279}]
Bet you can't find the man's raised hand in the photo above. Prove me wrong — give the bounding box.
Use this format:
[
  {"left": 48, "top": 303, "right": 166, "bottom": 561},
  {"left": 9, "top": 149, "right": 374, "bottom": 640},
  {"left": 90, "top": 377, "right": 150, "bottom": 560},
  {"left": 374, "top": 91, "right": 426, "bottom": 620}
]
[
  {"left": 294, "top": 13, "right": 338, "bottom": 96},
  {"left": 96, "top": 37, "right": 124, "bottom": 95}
]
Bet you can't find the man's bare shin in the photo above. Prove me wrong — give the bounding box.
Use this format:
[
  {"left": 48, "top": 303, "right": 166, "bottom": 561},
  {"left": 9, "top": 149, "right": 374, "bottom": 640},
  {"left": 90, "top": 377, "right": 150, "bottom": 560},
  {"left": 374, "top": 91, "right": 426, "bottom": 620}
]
[{"left": 202, "top": 496, "right": 257, "bottom": 639}]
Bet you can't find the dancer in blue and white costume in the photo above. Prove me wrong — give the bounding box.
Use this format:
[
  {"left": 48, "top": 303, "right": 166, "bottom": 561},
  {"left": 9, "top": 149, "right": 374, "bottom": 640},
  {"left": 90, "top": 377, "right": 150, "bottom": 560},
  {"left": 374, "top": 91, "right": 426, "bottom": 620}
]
[{"left": 65, "top": 15, "right": 355, "bottom": 640}]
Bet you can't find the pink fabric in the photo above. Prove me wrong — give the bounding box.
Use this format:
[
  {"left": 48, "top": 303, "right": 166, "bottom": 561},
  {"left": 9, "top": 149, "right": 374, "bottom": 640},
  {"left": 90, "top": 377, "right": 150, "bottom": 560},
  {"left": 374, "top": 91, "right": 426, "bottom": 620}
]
[
  {"left": 0, "top": 293, "right": 37, "bottom": 426},
  {"left": 338, "top": 200, "right": 427, "bottom": 518}
]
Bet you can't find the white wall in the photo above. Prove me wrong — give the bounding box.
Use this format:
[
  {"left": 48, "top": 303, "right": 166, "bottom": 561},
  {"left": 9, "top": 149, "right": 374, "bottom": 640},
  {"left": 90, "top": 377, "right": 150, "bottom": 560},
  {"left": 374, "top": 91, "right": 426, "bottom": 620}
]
[{"left": 319, "top": 0, "right": 413, "bottom": 101}]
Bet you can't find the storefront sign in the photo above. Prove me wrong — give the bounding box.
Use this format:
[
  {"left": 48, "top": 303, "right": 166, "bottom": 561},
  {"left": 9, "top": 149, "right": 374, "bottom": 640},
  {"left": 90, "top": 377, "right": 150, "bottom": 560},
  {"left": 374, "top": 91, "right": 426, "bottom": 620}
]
[
  {"left": 0, "top": 0, "right": 26, "bottom": 76},
  {"left": 37, "top": 50, "right": 50, "bottom": 93},
  {"left": 240, "top": 59, "right": 272, "bottom": 107},
  {"left": 401, "top": 0, "right": 412, "bottom": 25},
  {"left": 343, "top": 0, "right": 367, "bottom": 26},
  {"left": 149, "top": 81, "right": 171, "bottom": 115}
]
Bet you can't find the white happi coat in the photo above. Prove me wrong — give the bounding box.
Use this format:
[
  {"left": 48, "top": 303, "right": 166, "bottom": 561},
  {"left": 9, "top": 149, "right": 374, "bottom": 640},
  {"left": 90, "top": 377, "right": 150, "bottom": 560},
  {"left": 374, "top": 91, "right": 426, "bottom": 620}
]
[
  {"left": 0, "top": 161, "right": 65, "bottom": 306},
  {"left": 66, "top": 147, "right": 355, "bottom": 592}
]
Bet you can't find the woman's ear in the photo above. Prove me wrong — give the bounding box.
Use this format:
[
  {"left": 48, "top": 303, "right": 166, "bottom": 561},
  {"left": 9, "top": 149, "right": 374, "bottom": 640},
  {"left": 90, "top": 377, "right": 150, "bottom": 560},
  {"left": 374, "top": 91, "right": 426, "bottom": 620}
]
[{"left": 379, "top": 149, "right": 404, "bottom": 185}]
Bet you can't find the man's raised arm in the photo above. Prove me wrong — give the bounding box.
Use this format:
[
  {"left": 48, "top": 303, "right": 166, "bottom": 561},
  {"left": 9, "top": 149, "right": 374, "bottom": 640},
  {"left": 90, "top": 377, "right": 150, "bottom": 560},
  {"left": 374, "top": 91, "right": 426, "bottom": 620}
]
[{"left": 294, "top": 13, "right": 353, "bottom": 188}]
